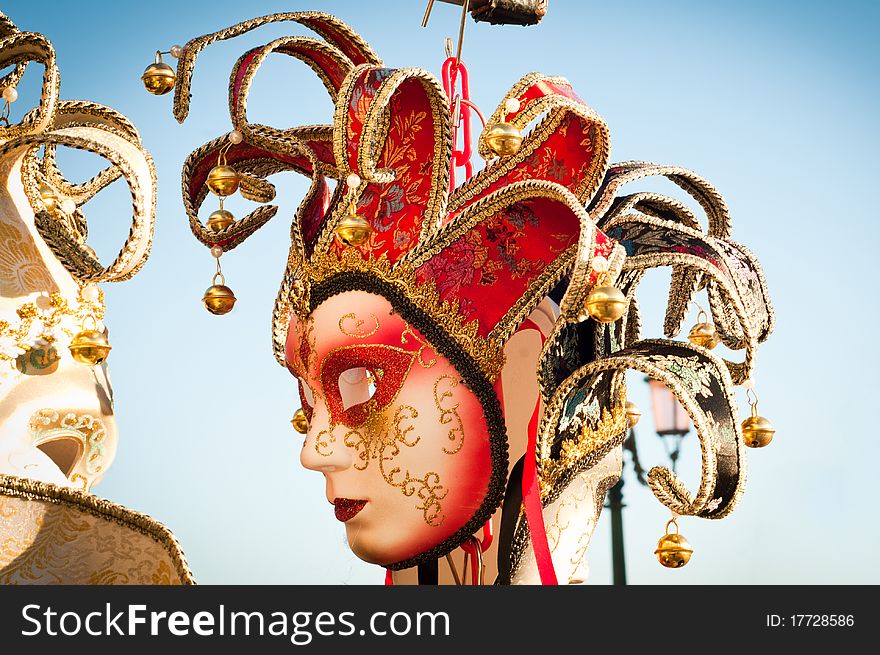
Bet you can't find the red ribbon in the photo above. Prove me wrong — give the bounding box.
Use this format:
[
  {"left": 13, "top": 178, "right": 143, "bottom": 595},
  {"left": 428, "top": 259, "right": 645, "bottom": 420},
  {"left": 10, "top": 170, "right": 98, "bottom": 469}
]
[{"left": 518, "top": 319, "right": 558, "bottom": 585}]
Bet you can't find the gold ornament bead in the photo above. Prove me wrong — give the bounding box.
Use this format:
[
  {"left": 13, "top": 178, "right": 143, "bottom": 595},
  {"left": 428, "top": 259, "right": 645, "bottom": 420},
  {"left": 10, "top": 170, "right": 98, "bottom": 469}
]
[
  {"left": 334, "top": 212, "right": 371, "bottom": 246},
  {"left": 584, "top": 284, "right": 627, "bottom": 323},
  {"left": 742, "top": 409, "right": 775, "bottom": 448},
  {"left": 291, "top": 408, "right": 309, "bottom": 434},
  {"left": 688, "top": 321, "right": 721, "bottom": 349},
  {"left": 654, "top": 531, "right": 694, "bottom": 569},
  {"left": 207, "top": 208, "right": 235, "bottom": 232},
  {"left": 39, "top": 183, "right": 58, "bottom": 213},
  {"left": 141, "top": 60, "right": 176, "bottom": 95},
  {"left": 625, "top": 400, "right": 641, "bottom": 428},
  {"left": 202, "top": 284, "right": 236, "bottom": 315},
  {"left": 206, "top": 165, "right": 240, "bottom": 197},
  {"left": 68, "top": 329, "right": 111, "bottom": 366},
  {"left": 485, "top": 122, "right": 523, "bottom": 158}
]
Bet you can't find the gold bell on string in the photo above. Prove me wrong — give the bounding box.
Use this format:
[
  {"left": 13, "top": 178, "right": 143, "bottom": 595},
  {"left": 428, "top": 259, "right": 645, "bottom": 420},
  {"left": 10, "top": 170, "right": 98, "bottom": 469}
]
[
  {"left": 687, "top": 310, "right": 721, "bottom": 349},
  {"left": 141, "top": 51, "right": 175, "bottom": 95},
  {"left": 335, "top": 211, "right": 371, "bottom": 246},
  {"left": 625, "top": 400, "right": 641, "bottom": 428},
  {"left": 584, "top": 274, "right": 627, "bottom": 323},
  {"left": 654, "top": 518, "right": 693, "bottom": 569},
  {"left": 207, "top": 208, "right": 235, "bottom": 232},
  {"left": 291, "top": 408, "right": 309, "bottom": 434},
  {"left": 69, "top": 329, "right": 111, "bottom": 366},
  {"left": 485, "top": 97, "right": 523, "bottom": 158},
  {"left": 202, "top": 247, "right": 237, "bottom": 317},
  {"left": 202, "top": 283, "right": 236, "bottom": 316},
  {"left": 334, "top": 173, "right": 371, "bottom": 246},
  {"left": 742, "top": 404, "right": 775, "bottom": 448},
  {"left": 485, "top": 122, "right": 523, "bottom": 158},
  {"left": 206, "top": 165, "right": 240, "bottom": 197}
]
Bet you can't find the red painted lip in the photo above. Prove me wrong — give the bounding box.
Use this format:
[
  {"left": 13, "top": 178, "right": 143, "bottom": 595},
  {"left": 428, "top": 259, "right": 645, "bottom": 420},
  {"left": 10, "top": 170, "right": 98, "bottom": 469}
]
[{"left": 334, "top": 498, "right": 367, "bottom": 522}]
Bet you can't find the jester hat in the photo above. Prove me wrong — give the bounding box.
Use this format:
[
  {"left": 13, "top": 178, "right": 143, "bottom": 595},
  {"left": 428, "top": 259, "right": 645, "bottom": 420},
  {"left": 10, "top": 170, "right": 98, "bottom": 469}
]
[{"left": 166, "top": 12, "right": 772, "bottom": 575}]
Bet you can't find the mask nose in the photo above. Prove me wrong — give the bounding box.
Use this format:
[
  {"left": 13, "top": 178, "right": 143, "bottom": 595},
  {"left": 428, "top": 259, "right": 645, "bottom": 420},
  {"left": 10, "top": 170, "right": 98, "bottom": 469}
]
[{"left": 299, "top": 405, "right": 353, "bottom": 473}]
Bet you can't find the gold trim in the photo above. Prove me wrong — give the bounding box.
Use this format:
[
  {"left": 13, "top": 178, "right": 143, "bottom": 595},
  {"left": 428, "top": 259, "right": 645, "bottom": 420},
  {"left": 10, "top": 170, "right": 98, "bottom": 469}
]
[
  {"left": 450, "top": 72, "right": 610, "bottom": 212},
  {"left": 0, "top": 12, "right": 27, "bottom": 90},
  {"left": 538, "top": 339, "right": 745, "bottom": 520},
  {"left": 604, "top": 211, "right": 760, "bottom": 384},
  {"left": 407, "top": 179, "right": 595, "bottom": 348},
  {"left": 0, "top": 31, "right": 58, "bottom": 142},
  {"left": 172, "top": 11, "right": 382, "bottom": 124},
  {"left": 297, "top": 248, "right": 505, "bottom": 381},
  {"left": 229, "top": 36, "right": 353, "bottom": 134},
  {"left": 356, "top": 67, "right": 452, "bottom": 243},
  {"left": 0, "top": 288, "right": 104, "bottom": 363},
  {"left": 540, "top": 403, "right": 627, "bottom": 499},
  {"left": 591, "top": 161, "right": 732, "bottom": 240},
  {"left": 180, "top": 129, "right": 319, "bottom": 253}
]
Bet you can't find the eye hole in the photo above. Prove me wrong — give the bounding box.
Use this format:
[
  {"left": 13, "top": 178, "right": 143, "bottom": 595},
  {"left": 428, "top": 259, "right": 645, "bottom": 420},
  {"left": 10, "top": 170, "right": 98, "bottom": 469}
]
[
  {"left": 338, "top": 367, "right": 378, "bottom": 411},
  {"left": 320, "top": 345, "right": 411, "bottom": 427},
  {"left": 298, "top": 378, "right": 315, "bottom": 408}
]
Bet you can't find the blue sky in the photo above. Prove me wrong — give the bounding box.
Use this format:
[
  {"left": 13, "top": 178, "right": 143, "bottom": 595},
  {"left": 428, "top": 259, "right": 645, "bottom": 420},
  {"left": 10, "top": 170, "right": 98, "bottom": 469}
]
[{"left": 3, "top": 0, "right": 878, "bottom": 583}]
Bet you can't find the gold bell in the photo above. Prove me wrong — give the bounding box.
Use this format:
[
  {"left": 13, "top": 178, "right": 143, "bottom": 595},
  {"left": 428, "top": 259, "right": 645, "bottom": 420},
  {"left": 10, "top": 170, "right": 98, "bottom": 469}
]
[
  {"left": 485, "top": 122, "right": 523, "bottom": 158},
  {"left": 584, "top": 280, "right": 627, "bottom": 323},
  {"left": 206, "top": 165, "right": 240, "bottom": 197},
  {"left": 39, "top": 183, "right": 58, "bottom": 213},
  {"left": 625, "top": 400, "right": 641, "bottom": 428},
  {"left": 334, "top": 212, "right": 371, "bottom": 247},
  {"left": 687, "top": 310, "right": 721, "bottom": 349},
  {"left": 742, "top": 405, "right": 775, "bottom": 448},
  {"left": 207, "top": 208, "right": 235, "bottom": 232},
  {"left": 141, "top": 52, "right": 175, "bottom": 95},
  {"left": 688, "top": 322, "right": 721, "bottom": 349},
  {"left": 291, "top": 408, "right": 309, "bottom": 434},
  {"left": 69, "top": 329, "right": 111, "bottom": 366},
  {"left": 202, "top": 281, "right": 236, "bottom": 315},
  {"left": 654, "top": 519, "right": 693, "bottom": 568}
]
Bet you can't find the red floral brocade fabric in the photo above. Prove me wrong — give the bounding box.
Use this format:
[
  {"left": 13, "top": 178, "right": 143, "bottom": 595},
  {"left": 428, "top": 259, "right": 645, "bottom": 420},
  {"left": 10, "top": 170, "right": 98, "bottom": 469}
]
[
  {"left": 330, "top": 68, "right": 445, "bottom": 264},
  {"left": 415, "top": 197, "right": 574, "bottom": 333}
]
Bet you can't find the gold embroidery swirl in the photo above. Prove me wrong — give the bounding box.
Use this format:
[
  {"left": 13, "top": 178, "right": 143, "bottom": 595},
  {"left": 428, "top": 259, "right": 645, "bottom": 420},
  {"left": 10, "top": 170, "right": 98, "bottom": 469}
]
[
  {"left": 434, "top": 375, "right": 465, "bottom": 455},
  {"left": 338, "top": 312, "right": 380, "bottom": 338},
  {"left": 336, "top": 403, "right": 447, "bottom": 526}
]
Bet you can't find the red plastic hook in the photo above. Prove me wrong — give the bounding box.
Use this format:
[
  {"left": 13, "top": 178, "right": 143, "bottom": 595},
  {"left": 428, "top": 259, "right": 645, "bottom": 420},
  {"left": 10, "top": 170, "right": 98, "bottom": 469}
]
[{"left": 441, "top": 56, "right": 476, "bottom": 190}]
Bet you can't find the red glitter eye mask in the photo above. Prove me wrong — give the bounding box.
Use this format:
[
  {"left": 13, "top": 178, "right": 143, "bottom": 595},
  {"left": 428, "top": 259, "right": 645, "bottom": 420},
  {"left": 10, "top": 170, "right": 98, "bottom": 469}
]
[{"left": 320, "top": 344, "right": 415, "bottom": 427}]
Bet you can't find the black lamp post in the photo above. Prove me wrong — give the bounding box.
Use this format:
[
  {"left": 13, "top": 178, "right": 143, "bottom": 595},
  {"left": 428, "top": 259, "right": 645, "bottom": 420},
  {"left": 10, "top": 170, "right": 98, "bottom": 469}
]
[{"left": 607, "top": 378, "right": 690, "bottom": 585}]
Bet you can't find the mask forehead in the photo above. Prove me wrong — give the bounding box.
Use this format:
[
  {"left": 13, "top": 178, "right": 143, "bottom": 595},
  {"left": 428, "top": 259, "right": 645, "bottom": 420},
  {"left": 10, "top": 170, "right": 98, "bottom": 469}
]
[{"left": 286, "top": 291, "right": 413, "bottom": 379}]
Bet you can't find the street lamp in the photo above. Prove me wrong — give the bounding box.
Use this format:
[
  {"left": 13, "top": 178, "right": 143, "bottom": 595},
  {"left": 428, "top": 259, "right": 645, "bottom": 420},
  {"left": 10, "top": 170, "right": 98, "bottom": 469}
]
[
  {"left": 646, "top": 377, "right": 690, "bottom": 473},
  {"left": 607, "top": 378, "right": 691, "bottom": 584}
]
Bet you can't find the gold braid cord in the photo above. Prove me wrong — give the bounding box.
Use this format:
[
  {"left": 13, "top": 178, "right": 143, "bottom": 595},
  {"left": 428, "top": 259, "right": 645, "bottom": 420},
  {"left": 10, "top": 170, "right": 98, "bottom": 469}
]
[
  {"left": 172, "top": 12, "right": 381, "bottom": 124},
  {"left": 0, "top": 15, "right": 155, "bottom": 284}
]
